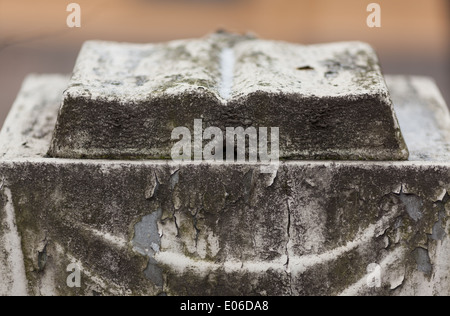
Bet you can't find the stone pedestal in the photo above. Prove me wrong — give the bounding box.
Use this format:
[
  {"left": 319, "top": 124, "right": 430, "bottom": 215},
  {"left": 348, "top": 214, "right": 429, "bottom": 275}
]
[{"left": 0, "top": 36, "right": 449, "bottom": 296}]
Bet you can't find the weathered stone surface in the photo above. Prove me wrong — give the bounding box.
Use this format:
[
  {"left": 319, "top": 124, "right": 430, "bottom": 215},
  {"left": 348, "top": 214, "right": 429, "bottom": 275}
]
[
  {"left": 0, "top": 74, "right": 449, "bottom": 296},
  {"left": 48, "top": 33, "right": 408, "bottom": 161},
  {"left": 387, "top": 76, "right": 450, "bottom": 162}
]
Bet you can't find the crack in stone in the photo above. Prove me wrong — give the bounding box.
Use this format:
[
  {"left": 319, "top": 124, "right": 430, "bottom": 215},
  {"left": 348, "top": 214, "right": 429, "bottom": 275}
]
[
  {"left": 169, "top": 170, "right": 181, "bottom": 238},
  {"left": 37, "top": 241, "right": 48, "bottom": 273},
  {"left": 285, "top": 200, "right": 291, "bottom": 269},
  {"left": 286, "top": 199, "right": 294, "bottom": 295},
  {"left": 173, "top": 211, "right": 180, "bottom": 238},
  {"left": 192, "top": 208, "right": 201, "bottom": 248},
  {"left": 284, "top": 174, "right": 294, "bottom": 295}
]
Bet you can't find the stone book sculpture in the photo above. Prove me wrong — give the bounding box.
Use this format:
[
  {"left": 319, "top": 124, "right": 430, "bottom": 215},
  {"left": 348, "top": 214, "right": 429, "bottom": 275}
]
[
  {"left": 48, "top": 33, "right": 408, "bottom": 161},
  {"left": 1, "top": 33, "right": 449, "bottom": 296}
]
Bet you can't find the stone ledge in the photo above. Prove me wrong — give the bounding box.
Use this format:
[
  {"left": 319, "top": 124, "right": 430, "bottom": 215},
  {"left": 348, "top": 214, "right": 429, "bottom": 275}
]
[
  {"left": 1, "top": 74, "right": 443, "bottom": 163},
  {"left": 0, "top": 159, "right": 449, "bottom": 296}
]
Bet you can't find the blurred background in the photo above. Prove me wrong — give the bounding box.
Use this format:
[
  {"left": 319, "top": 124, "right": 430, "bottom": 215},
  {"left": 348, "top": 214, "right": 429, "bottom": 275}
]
[{"left": 0, "top": 0, "right": 449, "bottom": 128}]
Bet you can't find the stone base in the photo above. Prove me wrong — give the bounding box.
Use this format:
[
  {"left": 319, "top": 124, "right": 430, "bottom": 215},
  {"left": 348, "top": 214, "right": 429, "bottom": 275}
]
[{"left": 0, "top": 74, "right": 449, "bottom": 296}]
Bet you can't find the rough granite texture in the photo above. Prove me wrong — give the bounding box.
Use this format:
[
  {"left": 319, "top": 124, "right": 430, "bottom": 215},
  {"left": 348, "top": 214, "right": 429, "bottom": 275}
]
[
  {"left": 48, "top": 33, "right": 408, "bottom": 161},
  {"left": 0, "top": 74, "right": 448, "bottom": 296}
]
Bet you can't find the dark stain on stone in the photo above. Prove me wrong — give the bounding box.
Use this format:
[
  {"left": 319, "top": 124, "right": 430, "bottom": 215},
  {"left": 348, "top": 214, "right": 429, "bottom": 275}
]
[
  {"left": 144, "top": 257, "right": 163, "bottom": 288},
  {"left": 297, "top": 66, "right": 314, "bottom": 71},
  {"left": 38, "top": 244, "right": 48, "bottom": 272},
  {"left": 398, "top": 193, "right": 423, "bottom": 222},
  {"left": 413, "top": 248, "right": 432, "bottom": 275},
  {"left": 132, "top": 208, "right": 164, "bottom": 288}
]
